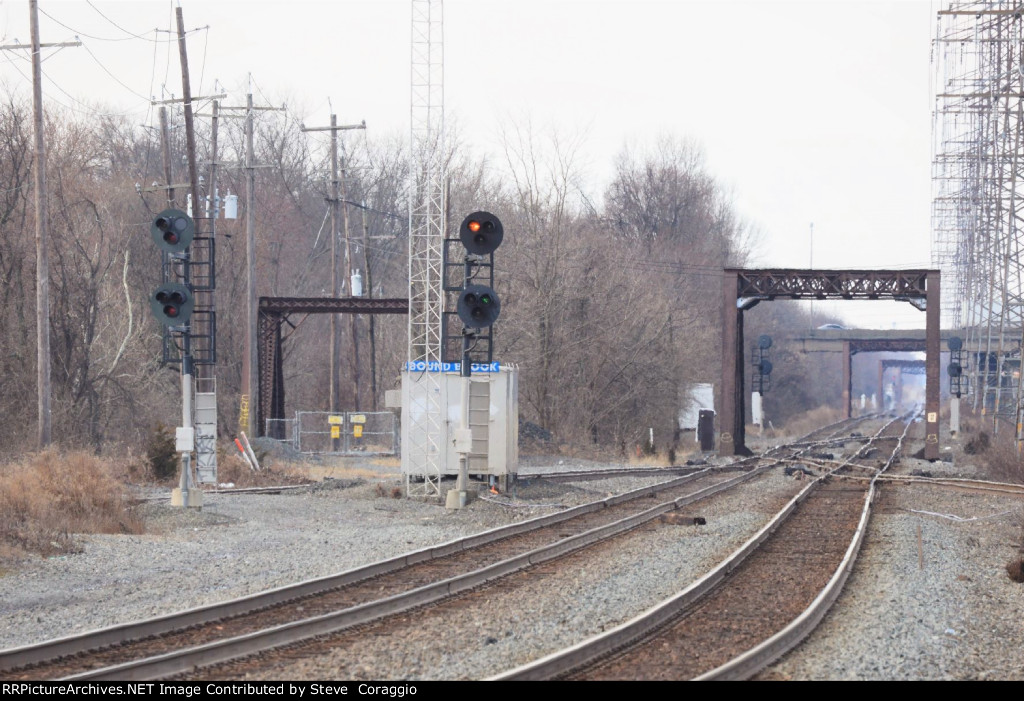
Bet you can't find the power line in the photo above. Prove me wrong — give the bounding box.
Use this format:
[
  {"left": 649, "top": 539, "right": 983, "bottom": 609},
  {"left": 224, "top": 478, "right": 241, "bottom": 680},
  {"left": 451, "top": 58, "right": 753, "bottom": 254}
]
[
  {"left": 1, "top": 50, "right": 140, "bottom": 119},
  {"left": 38, "top": 5, "right": 139, "bottom": 43},
  {"left": 81, "top": 41, "right": 151, "bottom": 102},
  {"left": 38, "top": 2, "right": 205, "bottom": 44},
  {"left": 86, "top": 0, "right": 172, "bottom": 42},
  {"left": 197, "top": 23, "right": 208, "bottom": 96}
]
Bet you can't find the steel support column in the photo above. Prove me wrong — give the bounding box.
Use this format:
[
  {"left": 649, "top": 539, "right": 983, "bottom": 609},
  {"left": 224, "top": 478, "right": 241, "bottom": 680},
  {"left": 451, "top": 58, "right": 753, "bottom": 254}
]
[
  {"left": 842, "top": 340, "right": 852, "bottom": 418},
  {"left": 720, "top": 270, "right": 748, "bottom": 455},
  {"left": 256, "top": 310, "right": 284, "bottom": 439},
  {"left": 878, "top": 362, "right": 885, "bottom": 410},
  {"left": 925, "top": 270, "right": 940, "bottom": 460}
]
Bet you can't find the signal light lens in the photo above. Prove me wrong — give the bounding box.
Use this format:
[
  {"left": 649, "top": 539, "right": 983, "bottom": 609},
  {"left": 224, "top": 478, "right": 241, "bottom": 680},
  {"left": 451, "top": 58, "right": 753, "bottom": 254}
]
[
  {"left": 151, "top": 209, "right": 194, "bottom": 253},
  {"left": 150, "top": 282, "right": 194, "bottom": 327},
  {"left": 459, "top": 211, "right": 503, "bottom": 255},
  {"left": 457, "top": 284, "right": 500, "bottom": 328}
]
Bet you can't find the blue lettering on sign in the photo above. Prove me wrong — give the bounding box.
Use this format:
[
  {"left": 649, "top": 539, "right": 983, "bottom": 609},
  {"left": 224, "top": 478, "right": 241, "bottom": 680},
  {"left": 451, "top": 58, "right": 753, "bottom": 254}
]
[{"left": 404, "top": 361, "right": 502, "bottom": 373}]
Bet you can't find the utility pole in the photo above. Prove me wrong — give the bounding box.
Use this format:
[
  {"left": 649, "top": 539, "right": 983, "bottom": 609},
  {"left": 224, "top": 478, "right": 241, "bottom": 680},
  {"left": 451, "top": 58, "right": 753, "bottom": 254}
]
[
  {"left": 217, "top": 89, "right": 286, "bottom": 437},
  {"left": 5, "top": 1, "right": 82, "bottom": 448},
  {"left": 208, "top": 100, "right": 220, "bottom": 221},
  {"left": 245, "top": 91, "right": 256, "bottom": 437},
  {"left": 176, "top": 7, "right": 200, "bottom": 213},
  {"left": 361, "top": 203, "right": 378, "bottom": 410},
  {"left": 343, "top": 155, "right": 360, "bottom": 410},
  {"left": 170, "top": 6, "right": 198, "bottom": 506},
  {"left": 148, "top": 91, "right": 224, "bottom": 204},
  {"left": 30, "top": 0, "right": 50, "bottom": 448},
  {"left": 301, "top": 116, "right": 366, "bottom": 417},
  {"left": 159, "top": 106, "right": 176, "bottom": 208}
]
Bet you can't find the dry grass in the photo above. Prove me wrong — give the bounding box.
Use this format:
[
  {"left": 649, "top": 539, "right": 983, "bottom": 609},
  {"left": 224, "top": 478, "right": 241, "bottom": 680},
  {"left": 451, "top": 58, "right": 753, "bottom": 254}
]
[
  {"left": 972, "top": 427, "right": 1024, "bottom": 485},
  {"left": 374, "top": 483, "right": 404, "bottom": 499},
  {"left": 216, "top": 450, "right": 397, "bottom": 486},
  {"left": 0, "top": 450, "right": 144, "bottom": 562},
  {"left": 215, "top": 453, "right": 317, "bottom": 488},
  {"left": 775, "top": 406, "right": 846, "bottom": 440},
  {"left": 627, "top": 453, "right": 669, "bottom": 467}
]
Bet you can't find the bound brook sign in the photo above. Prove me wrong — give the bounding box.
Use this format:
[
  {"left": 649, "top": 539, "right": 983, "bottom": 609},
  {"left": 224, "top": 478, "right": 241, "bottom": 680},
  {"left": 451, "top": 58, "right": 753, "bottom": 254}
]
[{"left": 403, "top": 361, "right": 501, "bottom": 373}]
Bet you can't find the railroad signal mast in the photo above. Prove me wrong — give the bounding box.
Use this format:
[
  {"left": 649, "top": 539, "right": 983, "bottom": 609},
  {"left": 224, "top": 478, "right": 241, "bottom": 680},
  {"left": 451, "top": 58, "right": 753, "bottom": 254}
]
[
  {"left": 948, "top": 336, "right": 965, "bottom": 435},
  {"left": 751, "top": 335, "right": 772, "bottom": 430},
  {"left": 149, "top": 208, "right": 212, "bottom": 508},
  {"left": 446, "top": 212, "right": 503, "bottom": 510}
]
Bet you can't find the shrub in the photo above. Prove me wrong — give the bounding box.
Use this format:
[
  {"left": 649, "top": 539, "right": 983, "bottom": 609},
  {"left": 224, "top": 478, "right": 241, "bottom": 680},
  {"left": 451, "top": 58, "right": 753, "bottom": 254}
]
[
  {"left": 145, "top": 424, "right": 178, "bottom": 481},
  {"left": 964, "top": 431, "right": 991, "bottom": 456},
  {"left": 976, "top": 430, "right": 1023, "bottom": 484},
  {"left": 0, "top": 450, "right": 144, "bottom": 560},
  {"left": 1007, "top": 558, "right": 1024, "bottom": 584}
]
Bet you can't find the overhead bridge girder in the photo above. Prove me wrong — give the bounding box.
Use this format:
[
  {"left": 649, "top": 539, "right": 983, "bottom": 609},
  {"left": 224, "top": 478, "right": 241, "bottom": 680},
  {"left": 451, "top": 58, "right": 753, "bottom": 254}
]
[
  {"left": 735, "top": 269, "right": 929, "bottom": 300},
  {"left": 721, "top": 269, "right": 940, "bottom": 460},
  {"left": 257, "top": 297, "right": 408, "bottom": 438}
]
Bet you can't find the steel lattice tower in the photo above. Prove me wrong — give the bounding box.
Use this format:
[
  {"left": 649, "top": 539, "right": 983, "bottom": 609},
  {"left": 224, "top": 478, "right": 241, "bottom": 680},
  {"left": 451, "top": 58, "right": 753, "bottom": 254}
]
[
  {"left": 932, "top": 1, "right": 1024, "bottom": 438},
  {"left": 406, "top": 0, "right": 446, "bottom": 496}
]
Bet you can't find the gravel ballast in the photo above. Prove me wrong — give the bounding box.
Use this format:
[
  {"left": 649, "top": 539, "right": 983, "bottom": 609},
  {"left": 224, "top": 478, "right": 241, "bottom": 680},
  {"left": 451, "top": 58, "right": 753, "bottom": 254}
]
[{"left": 1, "top": 454, "right": 1022, "bottom": 680}]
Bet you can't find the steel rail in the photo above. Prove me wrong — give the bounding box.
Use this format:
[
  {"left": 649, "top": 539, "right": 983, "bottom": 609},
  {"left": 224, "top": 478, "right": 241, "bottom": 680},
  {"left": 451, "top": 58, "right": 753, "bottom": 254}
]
[
  {"left": 695, "top": 414, "right": 915, "bottom": 680},
  {"left": 491, "top": 414, "right": 908, "bottom": 681},
  {"left": 0, "top": 470, "right": 713, "bottom": 673},
  {"left": 517, "top": 466, "right": 705, "bottom": 483},
  {"left": 60, "top": 415, "right": 864, "bottom": 681},
  {"left": 64, "top": 469, "right": 770, "bottom": 681},
  {"left": 873, "top": 474, "right": 1024, "bottom": 496},
  {"left": 1, "top": 413, "right": 880, "bottom": 680}
]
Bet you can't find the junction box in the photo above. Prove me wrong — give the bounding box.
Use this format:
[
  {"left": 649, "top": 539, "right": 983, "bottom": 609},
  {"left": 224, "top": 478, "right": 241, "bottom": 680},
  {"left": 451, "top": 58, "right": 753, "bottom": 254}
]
[{"left": 401, "top": 366, "right": 519, "bottom": 489}]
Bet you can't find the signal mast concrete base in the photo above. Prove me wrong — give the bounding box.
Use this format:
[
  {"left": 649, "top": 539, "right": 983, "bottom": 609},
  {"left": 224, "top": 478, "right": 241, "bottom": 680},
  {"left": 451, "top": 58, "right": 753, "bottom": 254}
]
[
  {"left": 445, "top": 489, "right": 474, "bottom": 510},
  {"left": 171, "top": 487, "right": 204, "bottom": 508}
]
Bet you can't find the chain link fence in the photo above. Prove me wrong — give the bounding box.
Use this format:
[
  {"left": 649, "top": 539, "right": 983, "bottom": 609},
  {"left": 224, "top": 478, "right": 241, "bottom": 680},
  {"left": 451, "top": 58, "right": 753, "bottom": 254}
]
[{"left": 288, "top": 410, "right": 398, "bottom": 455}]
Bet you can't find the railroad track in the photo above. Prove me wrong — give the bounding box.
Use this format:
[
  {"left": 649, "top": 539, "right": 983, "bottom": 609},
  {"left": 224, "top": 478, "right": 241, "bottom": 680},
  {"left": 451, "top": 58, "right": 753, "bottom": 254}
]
[
  {"left": 0, "top": 414, "right": 887, "bottom": 681},
  {"left": 517, "top": 465, "right": 700, "bottom": 483},
  {"left": 876, "top": 474, "right": 1024, "bottom": 496},
  {"left": 493, "top": 412, "right": 918, "bottom": 680}
]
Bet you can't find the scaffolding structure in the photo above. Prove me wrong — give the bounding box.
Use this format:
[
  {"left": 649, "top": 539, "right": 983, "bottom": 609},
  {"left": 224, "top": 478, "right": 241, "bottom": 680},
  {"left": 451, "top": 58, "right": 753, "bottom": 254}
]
[
  {"left": 932, "top": 1, "right": 1024, "bottom": 436},
  {"left": 405, "top": 0, "right": 447, "bottom": 497}
]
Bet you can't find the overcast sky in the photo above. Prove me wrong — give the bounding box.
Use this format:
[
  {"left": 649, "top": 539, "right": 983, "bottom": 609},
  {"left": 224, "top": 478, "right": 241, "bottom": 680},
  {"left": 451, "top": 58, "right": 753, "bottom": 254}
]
[{"left": 0, "top": 0, "right": 940, "bottom": 328}]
